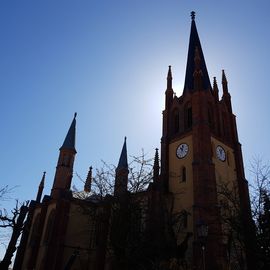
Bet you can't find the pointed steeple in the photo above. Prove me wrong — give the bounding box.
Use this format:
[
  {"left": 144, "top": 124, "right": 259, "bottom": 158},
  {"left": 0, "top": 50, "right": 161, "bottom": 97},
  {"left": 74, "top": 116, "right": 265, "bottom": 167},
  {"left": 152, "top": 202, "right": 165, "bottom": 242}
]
[
  {"left": 221, "top": 69, "right": 232, "bottom": 112},
  {"left": 213, "top": 77, "right": 219, "bottom": 101},
  {"left": 114, "top": 137, "right": 129, "bottom": 196},
  {"left": 167, "top": 65, "right": 173, "bottom": 90},
  {"left": 36, "top": 172, "right": 45, "bottom": 203},
  {"left": 84, "top": 166, "right": 92, "bottom": 193},
  {"left": 117, "top": 137, "right": 128, "bottom": 170},
  {"left": 153, "top": 148, "right": 160, "bottom": 182},
  {"left": 222, "top": 69, "right": 228, "bottom": 94},
  {"left": 60, "top": 113, "right": 77, "bottom": 152},
  {"left": 184, "top": 11, "right": 211, "bottom": 92},
  {"left": 165, "top": 65, "right": 174, "bottom": 109},
  {"left": 51, "top": 114, "right": 77, "bottom": 199}
]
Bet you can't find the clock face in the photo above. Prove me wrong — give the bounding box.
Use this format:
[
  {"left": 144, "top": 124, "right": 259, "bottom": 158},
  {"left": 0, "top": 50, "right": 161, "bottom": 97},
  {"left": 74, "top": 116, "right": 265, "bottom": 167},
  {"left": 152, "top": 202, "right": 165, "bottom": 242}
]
[
  {"left": 176, "top": 143, "right": 189, "bottom": 159},
  {"left": 216, "top": 145, "right": 226, "bottom": 162}
]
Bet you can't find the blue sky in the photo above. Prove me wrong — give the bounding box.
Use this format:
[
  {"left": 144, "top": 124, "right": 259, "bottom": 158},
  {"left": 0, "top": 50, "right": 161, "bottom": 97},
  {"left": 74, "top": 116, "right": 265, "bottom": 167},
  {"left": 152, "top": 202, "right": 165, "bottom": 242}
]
[{"left": 1, "top": 0, "right": 270, "bottom": 256}]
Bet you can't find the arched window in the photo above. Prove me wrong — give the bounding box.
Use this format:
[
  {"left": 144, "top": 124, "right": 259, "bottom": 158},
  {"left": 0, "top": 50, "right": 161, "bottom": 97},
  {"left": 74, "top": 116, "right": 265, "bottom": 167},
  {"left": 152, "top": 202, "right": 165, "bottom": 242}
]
[
  {"left": 185, "top": 103, "right": 192, "bottom": 129},
  {"left": 173, "top": 109, "right": 180, "bottom": 133},
  {"left": 29, "top": 213, "right": 41, "bottom": 248},
  {"left": 181, "top": 167, "right": 187, "bottom": 182},
  {"left": 43, "top": 209, "right": 56, "bottom": 245}
]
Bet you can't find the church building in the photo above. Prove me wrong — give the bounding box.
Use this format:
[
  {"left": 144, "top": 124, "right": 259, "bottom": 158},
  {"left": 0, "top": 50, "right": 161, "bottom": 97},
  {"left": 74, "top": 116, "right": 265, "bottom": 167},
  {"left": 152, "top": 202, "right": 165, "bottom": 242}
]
[{"left": 13, "top": 12, "right": 255, "bottom": 270}]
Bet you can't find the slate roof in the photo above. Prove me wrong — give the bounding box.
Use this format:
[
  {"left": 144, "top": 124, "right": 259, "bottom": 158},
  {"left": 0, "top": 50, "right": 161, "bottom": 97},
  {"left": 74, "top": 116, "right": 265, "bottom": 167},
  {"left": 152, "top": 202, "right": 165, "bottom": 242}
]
[
  {"left": 60, "top": 113, "right": 76, "bottom": 151},
  {"left": 183, "top": 12, "right": 211, "bottom": 92},
  {"left": 117, "top": 137, "right": 128, "bottom": 170}
]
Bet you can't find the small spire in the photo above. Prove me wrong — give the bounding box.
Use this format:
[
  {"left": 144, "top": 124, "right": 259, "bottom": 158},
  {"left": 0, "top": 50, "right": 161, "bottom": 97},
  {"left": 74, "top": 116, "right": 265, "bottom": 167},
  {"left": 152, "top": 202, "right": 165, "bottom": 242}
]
[
  {"left": 153, "top": 148, "right": 160, "bottom": 181},
  {"left": 166, "top": 65, "right": 173, "bottom": 90},
  {"left": 213, "top": 77, "right": 219, "bottom": 101},
  {"left": 167, "top": 65, "right": 172, "bottom": 79},
  {"left": 222, "top": 69, "right": 227, "bottom": 84},
  {"left": 84, "top": 166, "right": 92, "bottom": 193},
  {"left": 36, "top": 172, "right": 46, "bottom": 203},
  {"left": 60, "top": 113, "right": 77, "bottom": 152},
  {"left": 191, "top": 11, "right": 196, "bottom": 21},
  {"left": 222, "top": 69, "right": 228, "bottom": 93},
  {"left": 117, "top": 137, "right": 128, "bottom": 170},
  {"left": 40, "top": 171, "right": 46, "bottom": 187}
]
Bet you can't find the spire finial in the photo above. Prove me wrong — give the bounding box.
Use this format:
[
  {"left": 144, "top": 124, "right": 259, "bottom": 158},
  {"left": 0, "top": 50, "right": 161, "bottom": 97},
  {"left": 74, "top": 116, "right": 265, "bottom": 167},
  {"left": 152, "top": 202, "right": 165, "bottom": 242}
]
[
  {"left": 167, "top": 65, "right": 172, "bottom": 78},
  {"left": 74, "top": 112, "right": 77, "bottom": 119},
  {"left": 191, "top": 11, "right": 196, "bottom": 21}
]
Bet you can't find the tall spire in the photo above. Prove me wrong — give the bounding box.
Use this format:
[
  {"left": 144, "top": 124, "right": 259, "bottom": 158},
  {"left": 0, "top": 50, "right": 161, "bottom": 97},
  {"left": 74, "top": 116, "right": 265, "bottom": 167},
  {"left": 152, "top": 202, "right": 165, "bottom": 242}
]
[
  {"left": 84, "top": 166, "right": 92, "bottom": 193},
  {"left": 51, "top": 114, "right": 77, "bottom": 199},
  {"left": 117, "top": 137, "right": 128, "bottom": 170},
  {"left": 184, "top": 11, "right": 211, "bottom": 92},
  {"left": 60, "top": 113, "right": 77, "bottom": 152},
  {"left": 36, "top": 172, "right": 45, "bottom": 203}
]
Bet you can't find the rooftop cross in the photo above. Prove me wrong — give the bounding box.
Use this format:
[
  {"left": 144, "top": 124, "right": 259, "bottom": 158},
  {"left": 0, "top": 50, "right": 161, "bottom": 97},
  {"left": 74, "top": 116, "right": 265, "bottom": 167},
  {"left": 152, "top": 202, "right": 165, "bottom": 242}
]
[{"left": 191, "top": 11, "right": 196, "bottom": 20}]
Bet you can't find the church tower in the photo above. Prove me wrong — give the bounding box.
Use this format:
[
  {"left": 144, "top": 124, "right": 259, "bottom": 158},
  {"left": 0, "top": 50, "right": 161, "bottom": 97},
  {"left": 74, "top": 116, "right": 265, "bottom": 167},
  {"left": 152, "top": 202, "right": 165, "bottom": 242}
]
[
  {"left": 51, "top": 113, "right": 77, "bottom": 199},
  {"left": 161, "top": 12, "right": 254, "bottom": 269}
]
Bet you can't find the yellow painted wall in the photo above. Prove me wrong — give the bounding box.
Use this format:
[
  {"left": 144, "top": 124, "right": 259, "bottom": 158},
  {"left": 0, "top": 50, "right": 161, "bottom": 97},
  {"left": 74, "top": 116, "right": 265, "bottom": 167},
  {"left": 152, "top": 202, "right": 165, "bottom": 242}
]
[
  {"left": 168, "top": 136, "right": 194, "bottom": 234},
  {"left": 211, "top": 137, "right": 237, "bottom": 189},
  {"left": 168, "top": 135, "right": 194, "bottom": 266},
  {"left": 211, "top": 137, "right": 238, "bottom": 244}
]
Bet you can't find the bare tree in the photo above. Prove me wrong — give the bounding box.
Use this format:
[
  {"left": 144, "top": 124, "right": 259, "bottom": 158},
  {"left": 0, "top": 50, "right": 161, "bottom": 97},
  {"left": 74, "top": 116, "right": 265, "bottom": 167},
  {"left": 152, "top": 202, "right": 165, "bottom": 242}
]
[
  {"left": 0, "top": 185, "right": 29, "bottom": 270},
  {"left": 70, "top": 151, "right": 192, "bottom": 270},
  {"left": 249, "top": 158, "right": 270, "bottom": 270}
]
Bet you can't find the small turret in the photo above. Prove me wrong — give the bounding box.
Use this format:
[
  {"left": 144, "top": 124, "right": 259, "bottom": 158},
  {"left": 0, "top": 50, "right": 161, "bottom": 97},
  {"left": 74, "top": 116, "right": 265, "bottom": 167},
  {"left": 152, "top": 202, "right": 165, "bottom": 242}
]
[
  {"left": 51, "top": 113, "right": 77, "bottom": 199},
  {"left": 84, "top": 166, "right": 92, "bottom": 193},
  {"left": 221, "top": 70, "right": 232, "bottom": 112},
  {"left": 153, "top": 148, "right": 160, "bottom": 182},
  {"left": 114, "top": 137, "right": 129, "bottom": 197},
  {"left": 165, "top": 65, "right": 174, "bottom": 109},
  {"left": 36, "top": 172, "right": 45, "bottom": 203},
  {"left": 213, "top": 77, "right": 219, "bottom": 101},
  {"left": 222, "top": 69, "right": 228, "bottom": 93}
]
